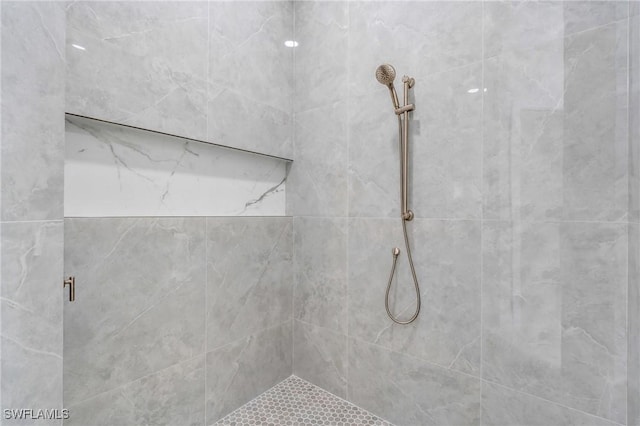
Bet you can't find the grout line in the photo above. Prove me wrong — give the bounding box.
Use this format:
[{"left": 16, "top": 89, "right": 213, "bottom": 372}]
[
  {"left": 291, "top": 217, "right": 296, "bottom": 375},
  {"left": 345, "top": 0, "right": 351, "bottom": 403},
  {"left": 291, "top": 0, "right": 297, "bottom": 379},
  {"left": 625, "top": 3, "right": 631, "bottom": 426},
  {"left": 480, "top": 1, "right": 485, "bottom": 424},
  {"left": 204, "top": 217, "right": 209, "bottom": 424},
  {"left": 273, "top": 215, "right": 634, "bottom": 225},
  {"left": 0, "top": 219, "right": 64, "bottom": 225}
]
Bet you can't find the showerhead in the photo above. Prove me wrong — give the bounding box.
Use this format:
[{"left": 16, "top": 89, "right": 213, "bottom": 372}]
[
  {"left": 376, "top": 64, "right": 396, "bottom": 86},
  {"left": 376, "top": 64, "right": 400, "bottom": 109}
]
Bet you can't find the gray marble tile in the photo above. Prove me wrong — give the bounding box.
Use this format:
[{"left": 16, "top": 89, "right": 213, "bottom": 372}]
[
  {"left": 1, "top": 221, "right": 63, "bottom": 424},
  {"left": 348, "top": 1, "right": 482, "bottom": 99},
  {"left": 484, "top": 1, "right": 564, "bottom": 59},
  {"left": 412, "top": 63, "right": 482, "bottom": 219},
  {"left": 66, "top": 355, "right": 205, "bottom": 426},
  {"left": 631, "top": 15, "right": 640, "bottom": 223},
  {"left": 63, "top": 218, "right": 206, "bottom": 406},
  {"left": 294, "top": 1, "right": 348, "bottom": 112},
  {"left": 1, "top": 1, "right": 64, "bottom": 222},
  {"left": 483, "top": 39, "right": 565, "bottom": 221},
  {"left": 629, "top": 224, "right": 640, "bottom": 426},
  {"left": 485, "top": 1, "right": 628, "bottom": 59},
  {"left": 562, "top": 21, "right": 628, "bottom": 222},
  {"left": 209, "top": 1, "right": 292, "bottom": 116},
  {"left": 482, "top": 381, "right": 619, "bottom": 426},
  {"left": 206, "top": 217, "right": 292, "bottom": 350},
  {"left": 207, "top": 1, "right": 293, "bottom": 159},
  {"left": 207, "top": 85, "right": 292, "bottom": 160},
  {"left": 293, "top": 320, "right": 347, "bottom": 399},
  {"left": 348, "top": 91, "right": 399, "bottom": 218},
  {"left": 293, "top": 217, "right": 347, "bottom": 333},
  {"left": 287, "top": 100, "right": 348, "bottom": 217},
  {"left": 563, "top": 1, "right": 629, "bottom": 36},
  {"left": 66, "top": 1, "right": 208, "bottom": 140},
  {"left": 484, "top": 20, "right": 628, "bottom": 222},
  {"left": 2, "top": 338, "right": 63, "bottom": 426},
  {"left": 205, "top": 321, "right": 292, "bottom": 424},
  {"left": 482, "top": 221, "right": 627, "bottom": 424},
  {"left": 348, "top": 338, "right": 480, "bottom": 426},
  {"left": 348, "top": 218, "right": 481, "bottom": 376}
]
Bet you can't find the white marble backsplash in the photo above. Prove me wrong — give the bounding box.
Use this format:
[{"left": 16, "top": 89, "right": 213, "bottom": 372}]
[{"left": 64, "top": 115, "right": 288, "bottom": 217}]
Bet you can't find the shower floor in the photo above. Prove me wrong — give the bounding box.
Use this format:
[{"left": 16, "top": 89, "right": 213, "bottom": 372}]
[{"left": 215, "top": 375, "right": 393, "bottom": 426}]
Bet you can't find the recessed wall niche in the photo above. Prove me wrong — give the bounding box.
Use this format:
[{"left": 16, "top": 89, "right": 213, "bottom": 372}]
[{"left": 64, "top": 114, "right": 290, "bottom": 217}]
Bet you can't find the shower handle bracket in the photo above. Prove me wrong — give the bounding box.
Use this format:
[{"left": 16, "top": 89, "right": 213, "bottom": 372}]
[
  {"left": 64, "top": 276, "right": 75, "bottom": 302},
  {"left": 395, "top": 104, "right": 415, "bottom": 115}
]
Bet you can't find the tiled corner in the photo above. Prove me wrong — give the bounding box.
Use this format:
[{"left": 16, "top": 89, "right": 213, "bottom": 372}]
[
  {"left": 293, "top": 320, "right": 347, "bottom": 399},
  {"left": 205, "top": 321, "right": 292, "bottom": 424}
]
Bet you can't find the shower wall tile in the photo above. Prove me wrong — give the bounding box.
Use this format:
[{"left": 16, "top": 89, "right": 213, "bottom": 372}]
[
  {"left": 1, "top": 1, "right": 64, "bottom": 222},
  {"left": 207, "top": 86, "right": 292, "bottom": 159},
  {"left": 348, "top": 218, "right": 481, "bottom": 376},
  {"left": 1, "top": 221, "right": 63, "bottom": 422},
  {"left": 294, "top": 1, "right": 348, "bottom": 112},
  {"left": 348, "top": 338, "right": 481, "bottom": 426},
  {"left": 205, "top": 321, "right": 292, "bottom": 424},
  {"left": 348, "top": 1, "right": 482, "bottom": 99},
  {"left": 287, "top": 100, "right": 347, "bottom": 217},
  {"left": 562, "top": 1, "right": 629, "bottom": 36},
  {"left": 481, "top": 382, "right": 619, "bottom": 426},
  {"left": 66, "top": 1, "right": 208, "bottom": 141},
  {"left": 631, "top": 15, "right": 640, "bottom": 223},
  {"left": 483, "top": 39, "right": 565, "bottom": 221},
  {"left": 562, "top": 21, "right": 628, "bottom": 222},
  {"left": 206, "top": 217, "right": 292, "bottom": 350},
  {"left": 207, "top": 1, "right": 293, "bottom": 159},
  {"left": 65, "top": 116, "right": 288, "bottom": 217},
  {"left": 483, "top": 20, "right": 628, "bottom": 222},
  {"left": 63, "top": 218, "right": 206, "bottom": 406},
  {"left": 629, "top": 224, "right": 640, "bottom": 426},
  {"left": 482, "top": 221, "right": 627, "bottom": 424},
  {"left": 412, "top": 63, "right": 482, "bottom": 219},
  {"left": 630, "top": 15, "right": 640, "bottom": 426},
  {"left": 484, "top": 1, "right": 563, "bottom": 59},
  {"left": 66, "top": 356, "right": 205, "bottom": 426},
  {"left": 293, "top": 320, "right": 347, "bottom": 399},
  {"left": 348, "top": 91, "right": 399, "bottom": 218},
  {"left": 293, "top": 217, "right": 347, "bottom": 333}
]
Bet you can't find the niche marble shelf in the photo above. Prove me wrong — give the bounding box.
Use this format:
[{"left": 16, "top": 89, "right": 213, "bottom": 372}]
[{"left": 65, "top": 114, "right": 290, "bottom": 217}]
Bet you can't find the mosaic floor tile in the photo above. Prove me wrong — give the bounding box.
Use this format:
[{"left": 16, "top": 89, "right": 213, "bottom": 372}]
[{"left": 215, "top": 375, "right": 393, "bottom": 426}]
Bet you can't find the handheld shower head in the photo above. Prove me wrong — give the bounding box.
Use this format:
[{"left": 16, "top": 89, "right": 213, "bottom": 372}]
[
  {"left": 376, "top": 64, "right": 396, "bottom": 86},
  {"left": 376, "top": 64, "right": 400, "bottom": 110}
]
